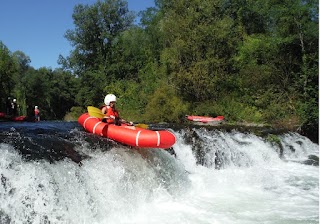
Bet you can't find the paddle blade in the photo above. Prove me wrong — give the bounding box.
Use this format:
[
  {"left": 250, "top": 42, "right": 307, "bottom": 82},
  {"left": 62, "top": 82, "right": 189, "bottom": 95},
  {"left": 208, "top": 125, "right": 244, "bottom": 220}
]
[
  {"left": 87, "top": 106, "right": 104, "bottom": 118},
  {"left": 135, "top": 123, "right": 149, "bottom": 129}
]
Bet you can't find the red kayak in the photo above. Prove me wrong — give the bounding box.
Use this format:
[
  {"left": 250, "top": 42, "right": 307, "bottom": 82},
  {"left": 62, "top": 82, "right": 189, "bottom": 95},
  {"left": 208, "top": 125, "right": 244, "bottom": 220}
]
[
  {"left": 78, "top": 113, "right": 176, "bottom": 149},
  {"left": 186, "top": 115, "right": 224, "bottom": 123},
  {"left": 12, "top": 116, "right": 27, "bottom": 121},
  {"left": 0, "top": 112, "right": 27, "bottom": 121}
]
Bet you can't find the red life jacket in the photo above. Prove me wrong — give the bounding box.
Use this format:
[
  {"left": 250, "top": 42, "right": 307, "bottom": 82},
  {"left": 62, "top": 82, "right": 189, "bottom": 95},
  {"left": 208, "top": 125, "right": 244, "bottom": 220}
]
[
  {"left": 106, "top": 107, "right": 120, "bottom": 124},
  {"left": 101, "top": 105, "right": 110, "bottom": 114}
]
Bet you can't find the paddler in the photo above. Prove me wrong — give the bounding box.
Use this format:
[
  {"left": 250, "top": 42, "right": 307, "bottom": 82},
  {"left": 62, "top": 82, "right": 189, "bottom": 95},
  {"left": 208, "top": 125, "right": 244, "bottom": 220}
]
[{"left": 101, "top": 94, "right": 133, "bottom": 126}]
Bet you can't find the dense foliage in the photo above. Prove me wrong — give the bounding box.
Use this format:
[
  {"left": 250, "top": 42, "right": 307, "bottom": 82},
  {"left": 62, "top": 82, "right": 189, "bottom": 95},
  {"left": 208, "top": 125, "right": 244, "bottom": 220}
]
[{"left": 0, "top": 0, "right": 318, "bottom": 134}]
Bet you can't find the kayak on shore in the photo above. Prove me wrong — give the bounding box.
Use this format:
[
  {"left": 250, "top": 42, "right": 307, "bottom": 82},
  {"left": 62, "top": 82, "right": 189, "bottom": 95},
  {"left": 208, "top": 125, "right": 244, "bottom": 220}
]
[
  {"left": 186, "top": 115, "right": 224, "bottom": 123},
  {"left": 0, "top": 112, "right": 27, "bottom": 121}
]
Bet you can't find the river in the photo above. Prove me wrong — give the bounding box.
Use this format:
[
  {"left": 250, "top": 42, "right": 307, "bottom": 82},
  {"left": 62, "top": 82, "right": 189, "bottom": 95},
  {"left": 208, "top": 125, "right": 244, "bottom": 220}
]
[{"left": 0, "top": 121, "right": 318, "bottom": 224}]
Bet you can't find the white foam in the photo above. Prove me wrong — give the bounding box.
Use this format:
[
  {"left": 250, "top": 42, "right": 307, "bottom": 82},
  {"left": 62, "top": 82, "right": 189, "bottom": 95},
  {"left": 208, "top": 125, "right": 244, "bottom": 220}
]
[{"left": 0, "top": 129, "right": 318, "bottom": 224}]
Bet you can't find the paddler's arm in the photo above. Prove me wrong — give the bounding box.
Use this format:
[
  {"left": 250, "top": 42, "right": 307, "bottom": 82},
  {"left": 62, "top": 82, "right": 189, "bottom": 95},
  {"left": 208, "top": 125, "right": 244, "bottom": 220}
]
[
  {"left": 101, "top": 106, "right": 111, "bottom": 122},
  {"left": 119, "top": 118, "right": 133, "bottom": 126}
]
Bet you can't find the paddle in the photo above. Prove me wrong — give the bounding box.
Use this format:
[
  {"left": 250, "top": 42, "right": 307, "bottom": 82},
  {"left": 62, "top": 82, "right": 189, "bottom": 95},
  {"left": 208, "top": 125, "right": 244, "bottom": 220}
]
[
  {"left": 87, "top": 106, "right": 149, "bottom": 129},
  {"left": 87, "top": 106, "right": 104, "bottom": 118}
]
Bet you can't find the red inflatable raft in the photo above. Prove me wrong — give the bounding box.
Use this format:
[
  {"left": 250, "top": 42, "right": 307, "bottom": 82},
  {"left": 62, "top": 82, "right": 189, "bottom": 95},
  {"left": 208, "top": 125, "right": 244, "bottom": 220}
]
[
  {"left": 0, "top": 112, "right": 27, "bottom": 121},
  {"left": 186, "top": 115, "right": 224, "bottom": 123},
  {"left": 78, "top": 113, "right": 176, "bottom": 149}
]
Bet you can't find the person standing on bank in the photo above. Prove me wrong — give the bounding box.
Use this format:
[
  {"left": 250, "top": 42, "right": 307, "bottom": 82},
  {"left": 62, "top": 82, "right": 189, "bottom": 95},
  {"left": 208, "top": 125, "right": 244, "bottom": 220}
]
[
  {"left": 34, "top": 106, "right": 40, "bottom": 121},
  {"left": 12, "top": 99, "right": 18, "bottom": 116},
  {"left": 101, "top": 94, "right": 133, "bottom": 126}
]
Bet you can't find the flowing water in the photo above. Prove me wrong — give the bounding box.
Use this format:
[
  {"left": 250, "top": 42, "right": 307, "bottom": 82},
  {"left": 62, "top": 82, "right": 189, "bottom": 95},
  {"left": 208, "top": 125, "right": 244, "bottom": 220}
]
[{"left": 0, "top": 121, "right": 318, "bottom": 224}]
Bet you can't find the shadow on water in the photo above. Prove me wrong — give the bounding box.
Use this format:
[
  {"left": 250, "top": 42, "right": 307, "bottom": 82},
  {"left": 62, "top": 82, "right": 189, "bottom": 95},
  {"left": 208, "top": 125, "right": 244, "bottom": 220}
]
[{"left": 0, "top": 121, "right": 95, "bottom": 164}]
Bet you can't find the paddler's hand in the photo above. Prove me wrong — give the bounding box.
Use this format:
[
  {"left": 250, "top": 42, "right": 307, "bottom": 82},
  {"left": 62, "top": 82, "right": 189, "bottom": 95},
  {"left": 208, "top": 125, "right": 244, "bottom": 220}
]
[{"left": 128, "top": 121, "right": 134, "bottom": 126}]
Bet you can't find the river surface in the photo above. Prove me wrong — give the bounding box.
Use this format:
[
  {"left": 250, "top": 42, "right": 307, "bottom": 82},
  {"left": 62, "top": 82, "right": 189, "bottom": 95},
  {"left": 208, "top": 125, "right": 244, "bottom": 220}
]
[{"left": 0, "top": 121, "right": 318, "bottom": 224}]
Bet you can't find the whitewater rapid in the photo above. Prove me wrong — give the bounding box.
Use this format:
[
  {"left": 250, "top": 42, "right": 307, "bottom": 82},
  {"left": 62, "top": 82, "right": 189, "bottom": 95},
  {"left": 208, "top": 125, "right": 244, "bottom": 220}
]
[{"left": 0, "top": 122, "right": 318, "bottom": 224}]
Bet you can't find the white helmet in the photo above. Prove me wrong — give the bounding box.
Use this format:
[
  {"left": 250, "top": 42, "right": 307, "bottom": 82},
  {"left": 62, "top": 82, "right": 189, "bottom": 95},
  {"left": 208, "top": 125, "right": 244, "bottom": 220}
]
[
  {"left": 104, "top": 94, "right": 117, "bottom": 106},
  {"left": 35, "top": 106, "right": 38, "bottom": 109},
  {"left": 13, "top": 99, "right": 16, "bottom": 102}
]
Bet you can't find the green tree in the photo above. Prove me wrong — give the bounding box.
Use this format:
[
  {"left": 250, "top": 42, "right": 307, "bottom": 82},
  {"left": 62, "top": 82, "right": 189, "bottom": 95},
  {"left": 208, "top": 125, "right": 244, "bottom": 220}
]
[
  {"left": 0, "top": 42, "right": 17, "bottom": 111},
  {"left": 24, "top": 68, "right": 51, "bottom": 118},
  {"left": 24, "top": 67, "right": 78, "bottom": 120},
  {"left": 233, "top": 0, "right": 318, "bottom": 125},
  {"left": 158, "top": 0, "right": 239, "bottom": 102},
  {"left": 61, "top": 0, "right": 135, "bottom": 107},
  {"left": 12, "top": 50, "right": 31, "bottom": 115},
  {"left": 45, "top": 69, "right": 79, "bottom": 119},
  {"left": 62, "top": 0, "right": 134, "bottom": 74}
]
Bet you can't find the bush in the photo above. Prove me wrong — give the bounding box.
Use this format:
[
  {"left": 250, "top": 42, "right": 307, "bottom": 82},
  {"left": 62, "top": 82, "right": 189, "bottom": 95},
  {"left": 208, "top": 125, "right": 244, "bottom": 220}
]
[
  {"left": 216, "top": 97, "right": 263, "bottom": 123},
  {"left": 64, "top": 106, "right": 85, "bottom": 121},
  {"left": 192, "top": 101, "right": 226, "bottom": 117},
  {"left": 143, "top": 85, "right": 189, "bottom": 123}
]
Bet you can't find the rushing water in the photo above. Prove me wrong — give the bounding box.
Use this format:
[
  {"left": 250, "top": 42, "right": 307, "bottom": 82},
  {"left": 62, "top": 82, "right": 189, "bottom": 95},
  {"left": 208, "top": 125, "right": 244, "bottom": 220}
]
[{"left": 0, "top": 121, "right": 318, "bottom": 224}]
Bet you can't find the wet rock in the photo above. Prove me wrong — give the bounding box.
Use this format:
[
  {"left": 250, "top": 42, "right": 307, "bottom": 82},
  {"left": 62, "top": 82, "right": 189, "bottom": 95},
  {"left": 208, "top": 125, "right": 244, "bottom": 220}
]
[
  {"left": 303, "top": 155, "right": 319, "bottom": 166},
  {"left": 0, "top": 210, "right": 11, "bottom": 224}
]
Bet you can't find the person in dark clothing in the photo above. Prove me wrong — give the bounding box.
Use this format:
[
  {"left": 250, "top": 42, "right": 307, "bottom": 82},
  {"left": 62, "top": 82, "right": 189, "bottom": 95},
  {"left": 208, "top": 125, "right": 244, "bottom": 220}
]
[
  {"left": 12, "top": 99, "right": 18, "bottom": 116},
  {"left": 6, "top": 97, "right": 12, "bottom": 115}
]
